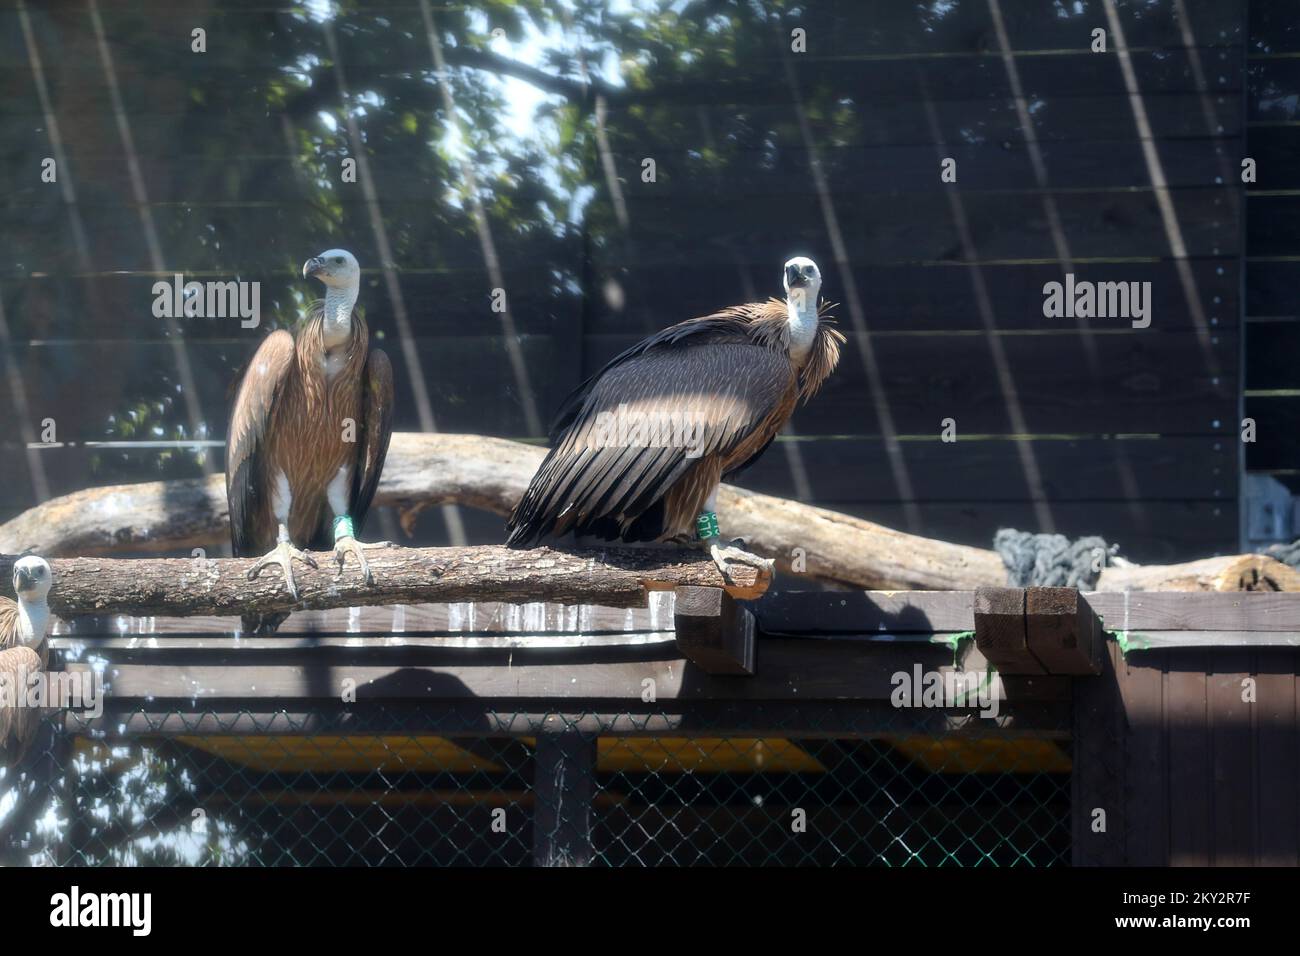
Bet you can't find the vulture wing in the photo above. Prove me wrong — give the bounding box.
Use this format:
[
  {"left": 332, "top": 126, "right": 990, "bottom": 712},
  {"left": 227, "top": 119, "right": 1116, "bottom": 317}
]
[
  {"left": 0, "top": 599, "right": 45, "bottom": 766},
  {"left": 0, "top": 646, "right": 43, "bottom": 765},
  {"left": 350, "top": 347, "right": 394, "bottom": 534},
  {"left": 507, "top": 318, "right": 792, "bottom": 546},
  {"left": 226, "top": 330, "right": 296, "bottom": 556}
]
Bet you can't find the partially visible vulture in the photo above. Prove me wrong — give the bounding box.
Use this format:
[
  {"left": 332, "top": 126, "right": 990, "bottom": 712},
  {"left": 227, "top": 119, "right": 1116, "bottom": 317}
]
[
  {"left": 507, "top": 256, "right": 842, "bottom": 579},
  {"left": 0, "top": 556, "right": 53, "bottom": 766},
  {"left": 226, "top": 249, "right": 394, "bottom": 629}
]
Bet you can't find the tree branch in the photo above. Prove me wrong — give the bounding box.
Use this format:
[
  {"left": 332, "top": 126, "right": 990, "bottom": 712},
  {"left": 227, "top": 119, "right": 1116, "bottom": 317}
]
[
  {"left": 0, "top": 433, "right": 1005, "bottom": 591},
  {"left": 0, "top": 545, "right": 768, "bottom": 618},
  {"left": 440, "top": 46, "right": 602, "bottom": 105},
  {"left": 4, "top": 433, "right": 1291, "bottom": 594},
  {"left": 281, "top": 46, "right": 605, "bottom": 126}
]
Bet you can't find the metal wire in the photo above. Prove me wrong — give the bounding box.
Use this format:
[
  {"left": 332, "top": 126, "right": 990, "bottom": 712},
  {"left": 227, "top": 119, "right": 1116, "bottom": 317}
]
[{"left": 0, "top": 705, "right": 1071, "bottom": 866}]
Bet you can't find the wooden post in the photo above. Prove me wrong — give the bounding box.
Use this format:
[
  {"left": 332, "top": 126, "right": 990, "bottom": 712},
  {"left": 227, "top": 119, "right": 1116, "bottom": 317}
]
[
  {"left": 1071, "top": 643, "right": 1128, "bottom": 865},
  {"left": 1025, "top": 588, "right": 1103, "bottom": 675},
  {"left": 973, "top": 587, "right": 1045, "bottom": 675},
  {"left": 532, "top": 731, "right": 597, "bottom": 867},
  {"left": 673, "top": 585, "right": 756, "bottom": 676}
]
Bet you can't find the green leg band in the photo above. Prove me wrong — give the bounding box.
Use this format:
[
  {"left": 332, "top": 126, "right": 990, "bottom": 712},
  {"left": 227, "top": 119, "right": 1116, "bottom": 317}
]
[
  {"left": 695, "top": 511, "right": 720, "bottom": 541},
  {"left": 333, "top": 515, "right": 355, "bottom": 543}
]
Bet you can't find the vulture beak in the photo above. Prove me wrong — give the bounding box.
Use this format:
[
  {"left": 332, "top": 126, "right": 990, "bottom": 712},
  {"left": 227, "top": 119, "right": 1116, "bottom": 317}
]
[
  {"left": 13, "top": 566, "right": 32, "bottom": 594},
  {"left": 786, "top": 263, "right": 807, "bottom": 288},
  {"left": 303, "top": 257, "right": 325, "bottom": 279}
]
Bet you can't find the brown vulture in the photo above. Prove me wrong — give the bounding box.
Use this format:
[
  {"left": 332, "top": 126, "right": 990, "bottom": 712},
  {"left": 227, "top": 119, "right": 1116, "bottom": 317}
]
[
  {"left": 507, "top": 256, "right": 842, "bottom": 579},
  {"left": 226, "top": 249, "right": 394, "bottom": 629},
  {"left": 0, "top": 556, "right": 53, "bottom": 766}
]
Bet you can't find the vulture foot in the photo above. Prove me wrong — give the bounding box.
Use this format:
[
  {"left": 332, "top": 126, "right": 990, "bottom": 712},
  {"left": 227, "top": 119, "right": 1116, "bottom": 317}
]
[
  {"left": 247, "top": 542, "right": 318, "bottom": 600},
  {"left": 333, "top": 537, "right": 394, "bottom": 585},
  {"left": 707, "top": 541, "right": 774, "bottom": 584}
]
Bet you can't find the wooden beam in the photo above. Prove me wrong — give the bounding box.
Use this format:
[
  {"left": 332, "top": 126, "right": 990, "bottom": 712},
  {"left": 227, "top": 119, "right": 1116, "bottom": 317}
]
[
  {"left": 49, "top": 633, "right": 677, "bottom": 653},
  {"left": 70, "top": 699, "right": 1074, "bottom": 739},
  {"left": 1109, "top": 631, "right": 1300, "bottom": 649},
  {"left": 673, "top": 586, "right": 756, "bottom": 675},
  {"left": 53, "top": 598, "right": 677, "bottom": 639},
  {"left": 973, "top": 587, "right": 1045, "bottom": 675},
  {"left": 54, "top": 588, "right": 978, "bottom": 641},
  {"left": 1025, "top": 588, "right": 1103, "bottom": 676},
  {"left": 61, "top": 636, "right": 1069, "bottom": 703},
  {"left": 0, "top": 545, "right": 768, "bottom": 618},
  {"left": 755, "top": 590, "right": 975, "bottom": 634},
  {"left": 1086, "top": 591, "right": 1300, "bottom": 632}
]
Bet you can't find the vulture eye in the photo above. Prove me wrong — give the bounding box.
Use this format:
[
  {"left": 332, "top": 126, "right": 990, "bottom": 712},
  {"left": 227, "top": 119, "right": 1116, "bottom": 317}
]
[{"left": 333, "top": 257, "right": 344, "bottom": 264}]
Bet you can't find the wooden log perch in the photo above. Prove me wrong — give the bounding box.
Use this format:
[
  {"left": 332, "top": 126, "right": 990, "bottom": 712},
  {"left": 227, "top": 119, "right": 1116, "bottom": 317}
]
[
  {"left": 0, "top": 545, "right": 770, "bottom": 618},
  {"left": 0, "top": 433, "right": 1003, "bottom": 591},
  {"left": 2, "top": 432, "right": 1296, "bottom": 593},
  {"left": 1095, "top": 553, "right": 1300, "bottom": 593}
]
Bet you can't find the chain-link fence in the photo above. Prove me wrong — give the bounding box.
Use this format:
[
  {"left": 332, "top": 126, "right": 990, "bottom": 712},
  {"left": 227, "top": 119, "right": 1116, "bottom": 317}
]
[{"left": 0, "top": 703, "right": 1071, "bottom": 866}]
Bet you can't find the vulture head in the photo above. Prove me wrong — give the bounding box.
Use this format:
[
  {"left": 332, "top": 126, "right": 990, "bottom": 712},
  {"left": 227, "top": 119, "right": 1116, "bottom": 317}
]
[
  {"left": 303, "top": 249, "right": 360, "bottom": 290},
  {"left": 11, "top": 555, "right": 51, "bottom": 603},
  {"left": 783, "top": 255, "right": 823, "bottom": 341},
  {"left": 783, "top": 256, "right": 821, "bottom": 295}
]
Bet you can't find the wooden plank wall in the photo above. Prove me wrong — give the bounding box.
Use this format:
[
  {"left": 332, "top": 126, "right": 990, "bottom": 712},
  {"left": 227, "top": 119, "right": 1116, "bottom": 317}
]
[
  {"left": 1074, "top": 641, "right": 1300, "bottom": 865},
  {"left": 1245, "top": 2, "right": 1300, "bottom": 500},
  {"left": 0, "top": 0, "right": 1252, "bottom": 564}
]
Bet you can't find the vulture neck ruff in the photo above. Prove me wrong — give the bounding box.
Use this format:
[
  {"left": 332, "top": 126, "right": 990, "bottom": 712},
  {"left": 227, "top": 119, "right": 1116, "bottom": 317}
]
[
  {"left": 295, "top": 300, "right": 369, "bottom": 401},
  {"left": 786, "top": 282, "right": 822, "bottom": 364}
]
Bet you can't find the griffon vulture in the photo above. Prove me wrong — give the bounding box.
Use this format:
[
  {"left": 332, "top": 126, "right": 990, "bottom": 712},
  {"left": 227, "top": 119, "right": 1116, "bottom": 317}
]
[
  {"left": 226, "top": 249, "right": 394, "bottom": 627},
  {"left": 0, "top": 556, "right": 53, "bottom": 766},
  {"left": 507, "top": 256, "right": 842, "bottom": 579}
]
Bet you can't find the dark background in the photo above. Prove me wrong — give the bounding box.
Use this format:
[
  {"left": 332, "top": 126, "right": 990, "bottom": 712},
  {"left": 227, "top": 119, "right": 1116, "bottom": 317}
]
[{"left": 0, "top": 0, "right": 1293, "bottom": 564}]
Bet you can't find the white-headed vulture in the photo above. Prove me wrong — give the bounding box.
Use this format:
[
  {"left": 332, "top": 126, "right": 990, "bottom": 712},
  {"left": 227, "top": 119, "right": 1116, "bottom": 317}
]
[
  {"left": 507, "top": 256, "right": 842, "bottom": 579},
  {"left": 0, "top": 556, "right": 53, "bottom": 766},
  {"left": 226, "top": 249, "right": 394, "bottom": 622}
]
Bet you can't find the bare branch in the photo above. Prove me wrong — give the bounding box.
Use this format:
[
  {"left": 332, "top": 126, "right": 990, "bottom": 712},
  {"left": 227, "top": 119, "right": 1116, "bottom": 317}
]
[
  {"left": 0, "top": 433, "right": 1005, "bottom": 591},
  {"left": 0, "top": 545, "right": 769, "bottom": 618},
  {"left": 5, "top": 434, "right": 1287, "bottom": 594}
]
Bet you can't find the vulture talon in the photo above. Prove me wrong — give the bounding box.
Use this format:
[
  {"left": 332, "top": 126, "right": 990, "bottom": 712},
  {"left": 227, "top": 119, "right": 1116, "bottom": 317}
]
[
  {"left": 333, "top": 536, "right": 382, "bottom": 585},
  {"left": 708, "top": 542, "right": 774, "bottom": 584},
  {"left": 247, "top": 542, "right": 317, "bottom": 600}
]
